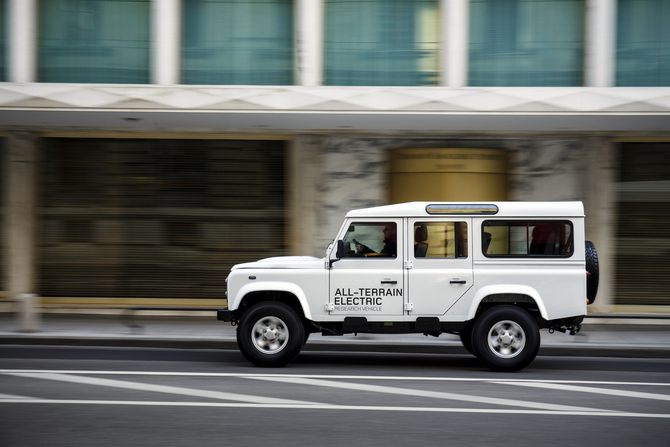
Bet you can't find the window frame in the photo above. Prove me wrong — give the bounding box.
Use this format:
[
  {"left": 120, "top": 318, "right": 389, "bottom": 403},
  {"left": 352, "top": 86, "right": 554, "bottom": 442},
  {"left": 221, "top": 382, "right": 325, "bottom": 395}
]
[
  {"left": 340, "top": 220, "right": 399, "bottom": 259},
  {"left": 412, "top": 220, "right": 469, "bottom": 259},
  {"left": 481, "top": 220, "right": 575, "bottom": 258}
]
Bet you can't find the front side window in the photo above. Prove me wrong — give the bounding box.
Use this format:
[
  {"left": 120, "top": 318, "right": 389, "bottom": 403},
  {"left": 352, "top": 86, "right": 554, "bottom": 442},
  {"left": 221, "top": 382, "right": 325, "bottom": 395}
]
[
  {"left": 413, "top": 222, "right": 468, "bottom": 258},
  {"left": 483, "top": 221, "right": 573, "bottom": 257},
  {"left": 39, "top": 0, "right": 150, "bottom": 83},
  {"left": 469, "top": 0, "right": 584, "bottom": 86},
  {"left": 325, "top": 0, "right": 439, "bottom": 86},
  {"left": 341, "top": 222, "right": 397, "bottom": 258}
]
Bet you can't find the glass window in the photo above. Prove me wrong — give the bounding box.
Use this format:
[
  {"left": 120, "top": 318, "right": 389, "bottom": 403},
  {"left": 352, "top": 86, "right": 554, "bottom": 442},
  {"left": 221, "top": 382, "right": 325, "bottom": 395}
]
[
  {"left": 40, "top": 138, "right": 286, "bottom": 299},
  {"left": 469, "top": 0, "right": 584, "bottom": 86},
  {"left": 414, "top": 222, "right": 468, "bottom": 258},
  {"left": 39, "top": 0, "right": 150, "bottom": 83},
  {"left": 182, "top": 0, "right": 292, "bottom": 85},
  {"left": 325, "top": 0, "right": 438, "bottom": 86},
  {"left": 341, "top": 222, "right": 397, "bottom": 258},
  {"left": 616, "top": 0, "right": 670, "bottom": 86},
  {"left": 483, "top": 221, "right": 573, "bottom": 257},
  {"left": 0, "top": 0, "right": 5, "bottom": 82}
]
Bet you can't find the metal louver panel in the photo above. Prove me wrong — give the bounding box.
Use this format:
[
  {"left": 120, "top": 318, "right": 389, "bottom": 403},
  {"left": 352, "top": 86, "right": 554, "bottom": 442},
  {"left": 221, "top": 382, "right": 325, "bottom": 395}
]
[
  {"left": 39, "top": 138, "right": 286, "bottom": 300},
  {"left": 614, "top": 142, "right": 670, "bottom": 306},
  {"left": 0, "top": 138, "right": 4, "bottom": 292}
]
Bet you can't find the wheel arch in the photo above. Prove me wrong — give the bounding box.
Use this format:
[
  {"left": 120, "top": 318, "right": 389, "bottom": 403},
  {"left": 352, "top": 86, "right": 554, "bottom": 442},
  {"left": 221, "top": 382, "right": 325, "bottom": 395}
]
[
  {"left": 467, "top": 285, "right": 548, "bottom": 321},
  {"left": 230, "top": 281, "right": 312, "bottom": 321}
]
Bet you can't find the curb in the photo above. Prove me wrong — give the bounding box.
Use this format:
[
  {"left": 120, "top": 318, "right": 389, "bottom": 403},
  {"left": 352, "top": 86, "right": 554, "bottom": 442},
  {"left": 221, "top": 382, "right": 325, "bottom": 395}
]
[{"left": 2, "top": 336, "right": 670, "bottom": 359}]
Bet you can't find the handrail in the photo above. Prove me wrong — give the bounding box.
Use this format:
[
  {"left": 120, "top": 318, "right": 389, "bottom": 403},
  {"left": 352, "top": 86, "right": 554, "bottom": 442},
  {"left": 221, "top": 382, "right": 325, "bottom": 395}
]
[
  {"left": 585, "top": 314, "right": 670, "bottom": 320},
  {"left": 121, "top": 306, "right": 224, "bottom": 330}
]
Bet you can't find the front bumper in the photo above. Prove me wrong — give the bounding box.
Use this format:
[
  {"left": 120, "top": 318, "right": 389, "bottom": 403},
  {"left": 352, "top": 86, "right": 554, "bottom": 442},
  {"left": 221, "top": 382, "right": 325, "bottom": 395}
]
[{"left": 217, "top": 308, "right": 232, "bottom": 321}]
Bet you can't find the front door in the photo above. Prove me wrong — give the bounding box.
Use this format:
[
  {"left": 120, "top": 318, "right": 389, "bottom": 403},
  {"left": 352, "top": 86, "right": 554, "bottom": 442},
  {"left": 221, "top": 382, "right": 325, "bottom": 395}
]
[
  {"left": 329, "top": 219, "right": 405, "bottom": 316},
  {"left": 407, "top": 218, "right": 473, "bottom": 315}
]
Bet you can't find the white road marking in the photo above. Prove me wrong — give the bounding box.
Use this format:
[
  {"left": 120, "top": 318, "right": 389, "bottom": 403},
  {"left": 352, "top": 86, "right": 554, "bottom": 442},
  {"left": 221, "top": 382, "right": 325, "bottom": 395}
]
[
  {"left": 495, "top": 381, "right": 670, "bottom": 402},
  {"left": 247, "top": 376, "right": 611, "bottom": 413},
  {"left": 1, "top": 370, "right": 669, "bottom": 388},
  {"left": 0, "top": 393, "right": 31, "bottom": 399},
  {"left": 1, "top": 398, "right": 669, "bottom": 419},
  {"left": 3, "top": 372, "right": 319, "bottom": 406}
]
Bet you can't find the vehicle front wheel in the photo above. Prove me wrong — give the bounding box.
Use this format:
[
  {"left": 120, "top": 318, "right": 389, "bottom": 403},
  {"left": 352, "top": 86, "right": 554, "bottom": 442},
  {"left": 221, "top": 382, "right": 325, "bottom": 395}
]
[
  {"left": 471, "top": 306, "right": 540, "bottom": 372},
  {"left": 237, "top": 302, "right": 305, "bottom": 367}
]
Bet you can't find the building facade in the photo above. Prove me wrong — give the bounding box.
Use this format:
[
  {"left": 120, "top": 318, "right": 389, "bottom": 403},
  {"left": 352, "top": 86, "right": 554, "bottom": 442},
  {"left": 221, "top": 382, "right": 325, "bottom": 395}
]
[{"left": 1, "top": 0, "right": 670, "bottom": 313}]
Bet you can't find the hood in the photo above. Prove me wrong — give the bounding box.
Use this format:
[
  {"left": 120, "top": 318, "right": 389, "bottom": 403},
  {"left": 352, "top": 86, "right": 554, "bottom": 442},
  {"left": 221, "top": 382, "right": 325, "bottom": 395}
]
[{"left": 231, "top": 256, "right": 324, "bottom": 270}]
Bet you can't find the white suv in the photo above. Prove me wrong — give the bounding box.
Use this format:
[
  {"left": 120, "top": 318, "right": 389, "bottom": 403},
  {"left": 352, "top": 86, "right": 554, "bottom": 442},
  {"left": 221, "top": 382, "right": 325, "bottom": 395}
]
[{"left": 218, "top": 202, "right": 599, "bottom": 372}]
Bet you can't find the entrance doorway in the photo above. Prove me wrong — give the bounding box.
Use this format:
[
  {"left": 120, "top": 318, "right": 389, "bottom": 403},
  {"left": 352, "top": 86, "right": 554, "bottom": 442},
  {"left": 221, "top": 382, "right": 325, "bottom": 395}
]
[{"left": 389, "top": 148, "right": 508, "bottom": 203}]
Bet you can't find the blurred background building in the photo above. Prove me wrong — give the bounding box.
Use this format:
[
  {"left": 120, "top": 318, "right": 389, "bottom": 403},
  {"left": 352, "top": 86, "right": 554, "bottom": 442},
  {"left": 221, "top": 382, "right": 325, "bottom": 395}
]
[{"left": 0, "top": 0, "right": 669, "bottom": 314}]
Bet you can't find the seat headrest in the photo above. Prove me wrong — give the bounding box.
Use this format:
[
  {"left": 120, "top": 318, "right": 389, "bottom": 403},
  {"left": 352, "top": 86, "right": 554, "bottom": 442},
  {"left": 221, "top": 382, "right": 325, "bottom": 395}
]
[{"left": 415, "top": 224, "right": 428, "bottom": 243}]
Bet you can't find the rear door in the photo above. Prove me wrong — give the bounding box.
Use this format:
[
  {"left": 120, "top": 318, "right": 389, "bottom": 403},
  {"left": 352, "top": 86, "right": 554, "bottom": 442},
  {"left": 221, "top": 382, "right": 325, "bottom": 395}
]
[{"left": 406, "top": 218, "right": 473, "bottom": 315}]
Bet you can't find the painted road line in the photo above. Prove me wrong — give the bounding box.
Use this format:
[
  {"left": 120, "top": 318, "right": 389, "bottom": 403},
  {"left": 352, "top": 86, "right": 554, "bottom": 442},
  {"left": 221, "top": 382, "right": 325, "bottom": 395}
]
[
  {"left": 1, "top": 398, "right": 669, "bottom": 419},
  {"left": 0, "top": 393, "right": 31, "bottom": 399},
  {"left": 248, "top": 376, "right": 612, "bottom": 413},
  {"left": 494, "top": 381, "right": 670, "bottom": 402},
  {"left": 3, "top": 372, "right": 320, "bottom": 406},
  {"left": 1, "top": 370, "right": 670, "bottom": 388}
]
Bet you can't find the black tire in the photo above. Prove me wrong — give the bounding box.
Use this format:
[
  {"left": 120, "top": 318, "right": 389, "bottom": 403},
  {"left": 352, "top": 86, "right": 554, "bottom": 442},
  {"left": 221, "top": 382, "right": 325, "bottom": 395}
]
[
  {"left": 237, "top": 302, "right": 305, "bottom": 367},
  {"left": 585, "top": 241, "right": 599, "bottom": 304},
  {"left": 471, "top": 306, "right": 540, "bottom": 372},
  {"left": 459, "top": 330, "right": 475, "bottom": 356}
]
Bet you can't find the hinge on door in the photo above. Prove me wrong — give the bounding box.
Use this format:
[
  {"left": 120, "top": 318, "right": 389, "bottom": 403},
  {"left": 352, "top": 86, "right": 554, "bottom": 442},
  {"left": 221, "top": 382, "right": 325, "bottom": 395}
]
[
  {"left": 404, "top": 302, "right": 414, "bottom": 312},
  {"left": 325, "top": 303, "right": 334, "bottom": 311},
  {"left": 404, "top": 261, "right": 413, "bottom": 269}
]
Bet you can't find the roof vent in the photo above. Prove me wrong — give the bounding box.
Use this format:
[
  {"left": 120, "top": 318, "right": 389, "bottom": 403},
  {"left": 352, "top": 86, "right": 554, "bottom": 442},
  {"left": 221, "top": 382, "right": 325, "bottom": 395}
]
[{"left": 426, "top": 204, "right": 499, "bottom": 215}]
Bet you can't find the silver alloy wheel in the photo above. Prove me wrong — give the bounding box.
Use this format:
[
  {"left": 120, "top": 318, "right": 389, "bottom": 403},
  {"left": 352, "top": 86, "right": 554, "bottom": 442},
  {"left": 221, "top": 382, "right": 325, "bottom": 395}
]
[
  {"left": 487, "top": 319, "right": 526, "bottom": 358},
  {"left": 251, "top": 316, "right": 289, "bottom": 354}
]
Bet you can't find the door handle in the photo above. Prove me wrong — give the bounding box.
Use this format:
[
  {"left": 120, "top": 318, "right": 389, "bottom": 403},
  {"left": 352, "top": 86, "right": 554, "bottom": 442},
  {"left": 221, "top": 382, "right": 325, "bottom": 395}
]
[
  {"left": 450, "top": 280, "right": 466, "bottom": 285},
  {"left": 381, "top": 280, "right": 397, "bottom": 285}
]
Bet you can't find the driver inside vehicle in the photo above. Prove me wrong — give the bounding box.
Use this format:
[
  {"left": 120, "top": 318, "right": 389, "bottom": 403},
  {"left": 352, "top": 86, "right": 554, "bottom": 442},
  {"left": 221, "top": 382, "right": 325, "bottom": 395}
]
[{"left": 354, "top": 223, "right": 397, "bottom": 257}]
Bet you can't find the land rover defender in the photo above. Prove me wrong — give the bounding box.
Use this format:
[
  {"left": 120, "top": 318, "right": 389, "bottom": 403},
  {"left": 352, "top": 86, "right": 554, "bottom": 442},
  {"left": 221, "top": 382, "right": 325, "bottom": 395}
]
[{"left": 218, "top": 202, "right": 599, "bottom": 372}]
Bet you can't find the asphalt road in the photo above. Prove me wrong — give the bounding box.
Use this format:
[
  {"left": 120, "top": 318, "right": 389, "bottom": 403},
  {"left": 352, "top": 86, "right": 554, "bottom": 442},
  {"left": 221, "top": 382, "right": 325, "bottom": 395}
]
[{"left": 1, "top": 346, "right": 670, "bottom": 447}]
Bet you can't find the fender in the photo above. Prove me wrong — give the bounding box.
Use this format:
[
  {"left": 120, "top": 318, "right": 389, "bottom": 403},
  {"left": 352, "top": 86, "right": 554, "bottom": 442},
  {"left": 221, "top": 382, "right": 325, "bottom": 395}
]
[
  {"left": 467, "top": 285, "right": 548, "bottom": 321},
  {"left": 230, "top": 281, "right": 313, "bottom": 321}
]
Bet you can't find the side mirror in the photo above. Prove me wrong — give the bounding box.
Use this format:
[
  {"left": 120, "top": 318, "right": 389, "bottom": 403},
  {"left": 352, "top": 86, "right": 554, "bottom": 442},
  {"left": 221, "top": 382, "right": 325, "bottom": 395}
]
[{"left": 330, "top": 240, "right": 344, "bottom": 268}]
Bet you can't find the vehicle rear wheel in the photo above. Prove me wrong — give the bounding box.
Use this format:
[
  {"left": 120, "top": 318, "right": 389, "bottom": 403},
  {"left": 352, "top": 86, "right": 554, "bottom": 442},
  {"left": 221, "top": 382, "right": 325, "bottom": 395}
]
[
  {"left": 471, "top": 306, "right": 540, "bottom": 372},
  {"left": 459, "top": 330, "right": 475, "bottom": 356},
  {"left": 237, "top": 302, "right": 305, "bottom": 367}
]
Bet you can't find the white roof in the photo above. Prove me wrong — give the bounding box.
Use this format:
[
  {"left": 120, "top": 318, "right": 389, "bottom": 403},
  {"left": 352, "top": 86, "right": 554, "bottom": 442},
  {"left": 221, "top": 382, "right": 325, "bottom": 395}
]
[{"left": 346, "top": 201, "right": 585, "bottom": 218}]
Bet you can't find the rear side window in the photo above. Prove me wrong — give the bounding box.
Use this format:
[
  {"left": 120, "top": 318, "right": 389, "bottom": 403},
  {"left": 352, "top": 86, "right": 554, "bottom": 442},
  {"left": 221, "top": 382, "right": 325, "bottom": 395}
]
[
  {"left": 482, "top": 221, "right": 573, "bottom": 257},
  {"left": 413, "top": 221, "right": 468, "bottom": 258}
]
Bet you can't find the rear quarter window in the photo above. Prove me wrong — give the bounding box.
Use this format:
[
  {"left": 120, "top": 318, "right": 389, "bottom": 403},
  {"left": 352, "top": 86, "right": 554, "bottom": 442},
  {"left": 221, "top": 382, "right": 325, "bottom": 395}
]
[{"left": 482, "top": 221, "right": 573, "bottom": 257}]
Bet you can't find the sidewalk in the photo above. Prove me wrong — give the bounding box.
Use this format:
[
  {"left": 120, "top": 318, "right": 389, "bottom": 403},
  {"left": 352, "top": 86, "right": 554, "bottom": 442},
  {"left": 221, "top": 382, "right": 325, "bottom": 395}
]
[{"left": 1, "top": 311, "right": 670, "bottom": 358}]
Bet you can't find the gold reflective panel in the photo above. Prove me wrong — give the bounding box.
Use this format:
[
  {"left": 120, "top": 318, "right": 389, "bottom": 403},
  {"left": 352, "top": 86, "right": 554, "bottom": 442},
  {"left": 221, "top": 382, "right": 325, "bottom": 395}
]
[{"left": 389, "top": 148, "right": 508, "bottom": 203}]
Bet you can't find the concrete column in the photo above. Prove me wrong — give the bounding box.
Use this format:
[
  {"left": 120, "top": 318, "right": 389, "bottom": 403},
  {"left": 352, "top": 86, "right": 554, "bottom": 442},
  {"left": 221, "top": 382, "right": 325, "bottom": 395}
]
[
  {"left": 440, "top": 0, "right": 469, "bottom": 87},
  {"left": 152, "top": 0, "right": 181, "bottom": 85},
  {"left": 287, "top": 136, "right": 323, "bottom": 257},
  {"left": 4, "top": 133, "right": 39, "bottom": 331},
  {"left": 585, "top": 0, "right": 617, "bottom": 87},
  {"left": 295, "top": 0, "right": 324, "bottom": 86},
  {"left": 582, "top": 137, "right": 617, "bottom": 313},
  {"left": 8, "top": 0, "right": 38, "bottom": 82}
]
